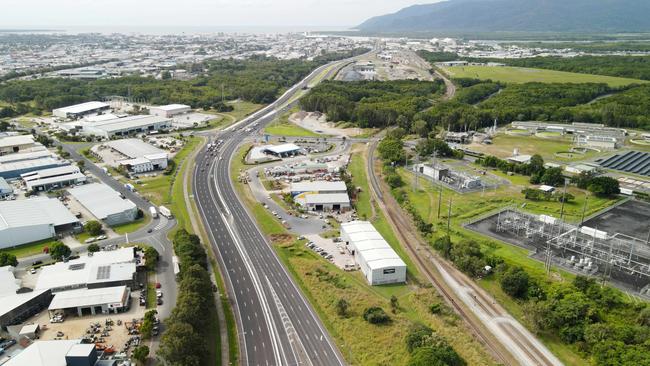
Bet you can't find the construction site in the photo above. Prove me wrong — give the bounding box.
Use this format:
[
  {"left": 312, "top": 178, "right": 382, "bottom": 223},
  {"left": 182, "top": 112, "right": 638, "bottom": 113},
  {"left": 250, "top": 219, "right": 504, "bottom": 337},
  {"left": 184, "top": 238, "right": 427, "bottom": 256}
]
[{"left": 466, "top": 200, "right": 650, "bottom": 297}]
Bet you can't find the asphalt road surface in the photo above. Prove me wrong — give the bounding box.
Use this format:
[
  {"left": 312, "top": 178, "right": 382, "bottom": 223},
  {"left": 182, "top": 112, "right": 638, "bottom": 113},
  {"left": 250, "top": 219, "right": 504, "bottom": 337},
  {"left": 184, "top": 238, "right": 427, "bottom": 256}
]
[{"left": 193, "top": 60, "right": 357, "bottom": 366}]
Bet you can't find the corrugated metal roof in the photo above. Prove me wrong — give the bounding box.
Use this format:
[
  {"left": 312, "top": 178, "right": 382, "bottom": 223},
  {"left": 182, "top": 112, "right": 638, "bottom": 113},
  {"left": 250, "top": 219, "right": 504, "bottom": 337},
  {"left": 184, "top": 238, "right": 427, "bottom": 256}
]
[
  {"left": 53, "top": 101, "right": 108, "bottom": 115},
  {"left": 90, "top": 115, "right": 171, "bottom": 133},
  {"left": 305, "top": 193, "right": 350, "bottom": 205},
  {"left": 104, "top": 138, "right": 167, "bottom": 159},
  {"left": 0, "top": 135, "right": 35, "bottom": 148},
  {"left": 68, "top": 183, "right": 136, "bottom": 220},
  {"left": 49, "top": 286, "right": 127, "bottom": 310},
  {"left": 341, "top": 221, "right": 407, "bottom": 271},
  {"left": 290, "top": 181, "right": 347, "bottom": 193},
  {"left": 2, "top": 339, "right": 81, "bottom": 366},
  {"left": 0, "top": 197, "right": 78, "bottom": 230}
]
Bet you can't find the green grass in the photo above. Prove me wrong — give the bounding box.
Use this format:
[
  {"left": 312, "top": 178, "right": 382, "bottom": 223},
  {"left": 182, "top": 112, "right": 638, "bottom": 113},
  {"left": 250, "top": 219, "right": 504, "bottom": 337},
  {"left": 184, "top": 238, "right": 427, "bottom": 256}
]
[
  {"left": 0, "top": 238, "right": 59, "bottom": 258},
  {"left": 112, "top": 215, "right": 151, "bottom": 235},
  {"left": 231, "top": 144, "right": 495, "bottom": 365},
  {"left": 442, "top": 65, "right": 648, "bottom": 87},
  {"left": 265, "top": 117, "right": 323, "bottom": 137},
  {"left": 146, "top": 279, "right": 157, "bottom": 309},
  {"left": 74, "top": 231, "right": 93, "bottom": 243}
]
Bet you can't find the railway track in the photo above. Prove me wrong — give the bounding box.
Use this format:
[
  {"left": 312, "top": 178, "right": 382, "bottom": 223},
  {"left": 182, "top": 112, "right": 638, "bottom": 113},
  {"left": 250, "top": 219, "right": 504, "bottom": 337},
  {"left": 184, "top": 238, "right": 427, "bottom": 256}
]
[
  {"left": 366, "top": 140, "right": 562, "bottom": 366},
  {"left": 366, "top": 141, "right": 512, "bottom": 365}
]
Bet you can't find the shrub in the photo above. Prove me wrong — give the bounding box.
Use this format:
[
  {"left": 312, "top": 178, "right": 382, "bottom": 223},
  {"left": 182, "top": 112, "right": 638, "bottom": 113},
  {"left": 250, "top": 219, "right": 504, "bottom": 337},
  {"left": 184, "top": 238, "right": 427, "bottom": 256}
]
[{"left": 363, "top": 307, "right": 390, "bottom": 324}]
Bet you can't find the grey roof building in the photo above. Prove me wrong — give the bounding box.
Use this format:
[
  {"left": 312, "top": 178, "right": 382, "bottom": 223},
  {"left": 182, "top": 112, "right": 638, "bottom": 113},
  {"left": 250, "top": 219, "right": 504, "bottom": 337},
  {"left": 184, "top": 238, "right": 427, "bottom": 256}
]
[{"left": 68, "top": 183, "right": 137, "bottom": 226}]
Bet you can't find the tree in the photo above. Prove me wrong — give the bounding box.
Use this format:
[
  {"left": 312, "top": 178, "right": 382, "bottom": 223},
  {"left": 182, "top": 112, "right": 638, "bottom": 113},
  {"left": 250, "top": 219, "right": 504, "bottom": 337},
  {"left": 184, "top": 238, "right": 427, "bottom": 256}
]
[
  {"left": 140, "top": 310, "right": 158, "bottom": 340},
  {"left": 500, "top": 266, "right": 530, "bottom": 299},
  {"left": 143, "top": 246, "right": 159, "bottom": 271},
  {"left": 412, "top": 119, "right": 429, "bottom": 137},
  {"left": 161, "top": 70, "right": 172, "bottom": 80},
  {"left": 588, "top": 176, "right": 620, "bottom": 197},
  {"left": 540, "top": 167, "right": 565, "bottom": 187},
  {"left": 377, "top": 137, "right": 406, "bottom": 164},
  {"left": 87, "top": 243, "right": 100, "bottom": 253},
  {"left": 363, "top": 307, "right": 390, "bottom": 324},
  {"left": 387, "top": 127, "right": 407, "bottom": 140},
  {"left": 433, "top": 236, "right": 453, "bottom": 259},
  {"left": 407, "top": 345, "right": 466, "bottom": 366},
  {"left": 405, "top": 323, "right": 434, "bottom": 353},
  {"left": 131, "top": 345, "right": 149, "bottom": 366},
  {"left": 158, "top": 322, "right": 205, "bottom": 366},
  {"left": 336, "top": 298, "right": 349, "bottom": 317},
  {"left": 390, "top": 295, "right": 399, "bottom": 313},
  {"left": 0, "top": 252, "right": 18, "bottom": 267},
  {"left": 84, "top": 220, "right": 103, "bottom": 236},
  {"left": 529, "top": 154, "right": 545, "bottom": 175},
  {"left": 638, "top": 307, "right": 650, "bottom": 327},
  {"left": 49, "top": 242, "right": 71, "bottom": 261}
]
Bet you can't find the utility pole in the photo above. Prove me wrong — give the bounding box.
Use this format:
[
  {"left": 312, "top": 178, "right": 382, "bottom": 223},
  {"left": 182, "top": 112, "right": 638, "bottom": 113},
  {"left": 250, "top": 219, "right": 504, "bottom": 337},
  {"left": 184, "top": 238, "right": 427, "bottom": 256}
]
[
  {"left": 559, "top": 178, "right": 569, "bottom": 222},
  {"left": 580, "top": 193, "right": 589, "bottom": 227}
]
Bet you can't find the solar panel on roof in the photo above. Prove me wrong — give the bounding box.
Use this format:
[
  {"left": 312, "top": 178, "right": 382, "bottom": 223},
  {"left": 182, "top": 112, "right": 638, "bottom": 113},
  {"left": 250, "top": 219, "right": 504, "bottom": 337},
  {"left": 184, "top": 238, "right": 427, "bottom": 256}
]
[
  {"left": 96, "top": 265, "right": 111, "bottom": 280},
  {"left": 68, "top": 263, "right": 85, "bottom": 271}
]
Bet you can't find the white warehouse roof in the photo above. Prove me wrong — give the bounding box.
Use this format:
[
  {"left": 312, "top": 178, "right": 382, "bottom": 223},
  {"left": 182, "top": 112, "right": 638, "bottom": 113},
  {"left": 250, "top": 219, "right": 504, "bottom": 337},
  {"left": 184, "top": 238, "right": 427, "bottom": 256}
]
[
  {"left": 3, "top": 339, "right": 82, "bottom": 366},
  {"left": 0, "top": 134, "right": 35, "bottom": 148},
  {"left": 340, "top": 221, "right": 406, "bottom": 271},
  {"left": 53, "top": 101, "right": 108, "bottom": 115},
  {"left": 49, "top": 285, "right": 128, "bottom": 310},
  {"left": 290, "top": 181, "right": 347, "bottom": 193},
  {"left": 153, "top": 104, "right": 190, "bottom": 111},
  {"left": 305, "top": 193, "right": 350, "bottom": 205},
  {"left": 104, "top": 138, "right": 168, "bottom": 159},
  {"left": 68, "top": 183, "right": 136, "bottom": 221},
  {"left": 90, "top": 115, "right": 171, "bottom": 133},
  {"left": 0, "top": 197, "right": 78, "bottom": 231}
]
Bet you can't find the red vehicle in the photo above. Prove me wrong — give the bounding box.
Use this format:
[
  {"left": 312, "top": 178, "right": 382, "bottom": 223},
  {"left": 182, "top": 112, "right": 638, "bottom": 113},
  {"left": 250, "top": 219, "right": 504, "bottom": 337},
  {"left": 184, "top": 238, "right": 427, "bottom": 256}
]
[{"left": 155, "top": 282, "right": 161, "bottom": 289}]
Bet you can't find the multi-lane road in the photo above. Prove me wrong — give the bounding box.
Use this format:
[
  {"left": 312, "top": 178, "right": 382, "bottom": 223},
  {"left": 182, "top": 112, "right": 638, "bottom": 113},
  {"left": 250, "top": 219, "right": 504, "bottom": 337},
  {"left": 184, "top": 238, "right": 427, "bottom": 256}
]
[{"left": 193, "top": 60, "right": 355, "bottom": 365}]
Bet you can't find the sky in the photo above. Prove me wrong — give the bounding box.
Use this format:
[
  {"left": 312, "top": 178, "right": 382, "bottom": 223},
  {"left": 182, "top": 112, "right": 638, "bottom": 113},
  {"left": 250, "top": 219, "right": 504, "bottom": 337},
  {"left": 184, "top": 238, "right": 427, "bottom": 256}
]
[{"left": 1, "top": 0, "right": 431, "bottom": 28}]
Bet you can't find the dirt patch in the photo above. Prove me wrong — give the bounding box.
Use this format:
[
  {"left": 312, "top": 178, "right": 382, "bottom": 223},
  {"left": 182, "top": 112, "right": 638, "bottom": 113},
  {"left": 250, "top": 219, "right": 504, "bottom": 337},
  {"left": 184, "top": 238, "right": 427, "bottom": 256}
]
[
  {"left": 290, "top": 112, "right": 363, "bottom": 138},
  {"left": 270, "top": 233, "right": 294, "bottom": 245}
]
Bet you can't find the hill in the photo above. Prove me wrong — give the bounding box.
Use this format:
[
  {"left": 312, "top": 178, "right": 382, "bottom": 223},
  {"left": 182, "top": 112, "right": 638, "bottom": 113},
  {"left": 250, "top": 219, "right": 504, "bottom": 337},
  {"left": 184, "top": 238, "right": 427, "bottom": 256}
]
[{"left": 359, "top": 0, "right": 650, "bottom": 34}]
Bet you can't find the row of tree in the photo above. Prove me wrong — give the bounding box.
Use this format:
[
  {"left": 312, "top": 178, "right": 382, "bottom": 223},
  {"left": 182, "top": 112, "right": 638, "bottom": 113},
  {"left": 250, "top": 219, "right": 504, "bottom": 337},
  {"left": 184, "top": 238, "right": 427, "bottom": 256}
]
[{"left": 158, "top": 229, "right": 216, "bottom": 366}]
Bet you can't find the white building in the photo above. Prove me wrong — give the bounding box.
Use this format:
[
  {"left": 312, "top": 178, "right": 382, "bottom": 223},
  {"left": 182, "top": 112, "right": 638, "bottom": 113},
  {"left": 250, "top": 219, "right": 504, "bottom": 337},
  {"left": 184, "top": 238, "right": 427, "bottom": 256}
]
[
  {"left": 297, "top": 193, "right": 351, "bottom": 212},
  {"left": 575, "top": 134, "right": 620, "bottom": 150},
  {"left": 3, "top": 340, "right": 97, "bottom": 366},
  {"left": 104, "top": 138, "right": 168, "bottom": 173},
  {"left": 340, "top": 221, "right": 407, "bottom": 285},
  {"left": 0, "top": 197, "right": 80, "bottom": 249},
  {"left": 0, "top": 135, "right": 38, "bottom": 155},
  {"left": 68, "top": 183, "right": 138, "bottom": 226},
  {"left": 21, "top": 165, "right": 86, "bottom": 191},
  {"left": 150, "top": 104, "right": 191, "bottom": 117},
  {"left": 0, "top": 156, "right": 69, "bottom": 180},
  {"left": 52, "top": 101, "right": 110, "bottom": 119},
  {"left": 264, "top": 143, "right": 303, "bottom": 158},
  {"left": 74, "top": 115, "right": 173, "bottom": 138},
  {"left": 0, "top": 266, "right": 52, "bottom": 330},
  {"left": 48, "top": 285, "right": 131, "bottom": 316},
  {"left": 35, "top": 248, "right": 136, "bottom": 292},
  {"left": 290, "top": 181, "right": 347, "bottom": 196}
]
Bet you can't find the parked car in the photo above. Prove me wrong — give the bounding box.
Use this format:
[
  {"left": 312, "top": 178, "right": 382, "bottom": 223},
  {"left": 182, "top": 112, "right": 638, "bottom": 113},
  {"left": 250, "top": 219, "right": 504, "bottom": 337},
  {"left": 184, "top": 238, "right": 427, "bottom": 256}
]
[
  {"left": 155, "top": 282, "right": 161, "bottom": 289},
  {"left": 157, "top": 298, "right": 163, "bottom": 305}
]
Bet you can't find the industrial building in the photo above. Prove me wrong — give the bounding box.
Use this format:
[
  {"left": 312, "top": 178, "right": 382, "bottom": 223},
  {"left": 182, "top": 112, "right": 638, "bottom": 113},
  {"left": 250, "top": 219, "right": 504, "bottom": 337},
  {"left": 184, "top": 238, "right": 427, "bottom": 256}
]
[
  {"left": 340, "top": 221, "right": 407, "bottom": 285},
  {"left": 0, "top": 156, "right": 70, "bottom": 180},
  {"left": 103, "top": 139, "right": 169, "bottom": 173},
  {"left": 0, "top": 266, "right": 52, "bottom": 330},
  {"left": 0, "top": 135, "right": 38, "bottom": 155},
  {"left": 0, "top": 177, "right": 13, "bottom": 198},
  {"left": 67, "top": 115, "right": 173, "bottom": 138},
  {"left": 52, "top": 101, "right": 110, "bottom": 119},
  {"left": 575, "top": 134, "right": 621, "bottom": 150},
  {"left": 0, "top": 197, "right": 80, "bottom": 249},
  {"left": 35, "top": 248, "right": 137, "bottom": 292},
  {"left": 413, "top": 163, "right": 484, "bottom": 191},
  {"left": 48, "top": 285, "right": 130, "bottom": 317},
  {"left": 297, "top": 193, "right": 351, "bottom": 212},
  {"left": 68, "top": 183, "right": 137, "bottom": 226},
  {"left": 290, "top": 181, "right": 347, "bottom": 196},
  {"left": 150, "top": 104, "right": 191, "bottom": 117},
  {"left": 565, "top": 163, "right": 599, "bottom": 176},
  {"left": 21, "top": 165, "right": 86, "bottom": 192},
  {"left": 3, "top": 340, "right": 99, "bottom": 366}
]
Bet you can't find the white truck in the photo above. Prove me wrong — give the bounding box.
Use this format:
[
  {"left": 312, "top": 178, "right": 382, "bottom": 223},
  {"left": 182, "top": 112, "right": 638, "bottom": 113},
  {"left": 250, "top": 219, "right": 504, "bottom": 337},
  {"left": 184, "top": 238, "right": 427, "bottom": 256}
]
[
  {"left": 149, "top": 206, "right": 158, "bottom": 219},
  {"left": 159, "top": 206, "right": 173, "bottom": 219},
  {"left": 124, "top": 183, "right": 135, "bottom": 192}
]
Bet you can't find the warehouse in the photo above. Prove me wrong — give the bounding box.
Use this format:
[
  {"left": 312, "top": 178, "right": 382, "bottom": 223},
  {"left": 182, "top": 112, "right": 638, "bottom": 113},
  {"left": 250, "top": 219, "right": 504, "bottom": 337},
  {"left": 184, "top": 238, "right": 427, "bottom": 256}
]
[
  {"left": 0, "top": 157, "right": 69, "bottom": 180},
  {"left": 22, "top": 165, "right": 86, "bottom": 191},
  {"left": 150, "top": 104, "right": 191, "bottom": 117},
  {"left": 80, "top": 115, "right": 173, "bottom": 138},
  {"left": 3, "top": 340, "right": 97, "bottom": 366},
  {"left": 0, "top": 177, "right": 13, "bottom": 198},
  {"left": 0, "top": 135, "right": 38, "bottom": 155},
  {"left": 35, "top": 248, "right": 137, "bottom": 292},
  {"left": 340, "top": 221, "right": 407, "bottom": 285},
  {"left": 290, "top": 181, "right": 347, "bottom": 196},
  {"left": 68, "top": 183, "right": 137, "bottom": 226},
  {"left": 0, "top": 266, "right": 53, "bottom": 330},
  {"left": 48, "top": 285, "right": 130, "bottom": 317},
  {"left": 52, "top": 101, "right": 110, "bottom": 119},
  {"left": 0, "top": 148, "right": 52, "bottom": 164},
  {"left": 104, "top": 138, "right": 168, "bottom": 172},
  {"left": 297, "top": 193, "right": 351, "bottom": 212},
  {"left": 0, "top": 197, "right": 80, "bottom": 249}
]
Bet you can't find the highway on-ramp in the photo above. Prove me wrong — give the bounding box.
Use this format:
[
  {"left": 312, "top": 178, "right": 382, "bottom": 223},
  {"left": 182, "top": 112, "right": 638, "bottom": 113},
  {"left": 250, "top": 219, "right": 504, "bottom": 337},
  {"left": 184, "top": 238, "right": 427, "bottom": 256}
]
[{"left": 193, "top": 60, "right": 355, "bottom": 366}]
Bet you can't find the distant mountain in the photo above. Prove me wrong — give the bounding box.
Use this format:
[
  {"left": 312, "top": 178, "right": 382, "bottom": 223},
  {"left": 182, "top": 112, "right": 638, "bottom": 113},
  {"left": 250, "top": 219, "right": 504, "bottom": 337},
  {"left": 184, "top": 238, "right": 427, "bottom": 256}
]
[{"left": 358, "top": 0, "right": 650, "bottom": 34}]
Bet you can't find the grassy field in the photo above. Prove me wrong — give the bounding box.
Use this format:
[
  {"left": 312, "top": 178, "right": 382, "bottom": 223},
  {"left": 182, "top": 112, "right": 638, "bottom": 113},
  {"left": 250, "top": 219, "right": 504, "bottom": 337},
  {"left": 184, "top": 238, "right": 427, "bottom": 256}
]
[
  {"left": 112, "top": 215, "right": 151, "bottom": 235},
  {"left": 395, "top": 169, "right": 624, "bottom": 365},
  {"left": 0, "top": 238, "right": 59, "bottom": 258},
  {"left": 468, "top": 133, "right": 609, "bottom": 162},
  {"left": 230, "top": 144, "right": 495, "bottom": 366},
  {"left": 442, "top": 65, "right": 648, "bottom": 87},
  {"left": 264, "top": 108, "right": 322, "bottom": 137}
]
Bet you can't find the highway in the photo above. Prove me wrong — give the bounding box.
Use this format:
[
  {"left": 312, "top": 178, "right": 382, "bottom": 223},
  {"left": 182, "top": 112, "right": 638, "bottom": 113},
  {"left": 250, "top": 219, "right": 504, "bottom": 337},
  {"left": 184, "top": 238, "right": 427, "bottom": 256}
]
[{"left": 193, "top": 60, "right": 354, "bottom": 365}]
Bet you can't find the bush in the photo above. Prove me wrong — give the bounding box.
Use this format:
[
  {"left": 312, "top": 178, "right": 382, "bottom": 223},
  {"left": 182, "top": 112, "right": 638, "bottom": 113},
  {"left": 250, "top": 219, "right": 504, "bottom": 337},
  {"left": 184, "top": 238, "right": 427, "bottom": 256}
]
[
  {"left": 500, "top": 266, "right": 530, "bottom": 299},
  {"left": 363, "top": 307, "right": 390, "bottom": 324},
  {"left": 336, "top": 298, "right": 349, "bottom": 317},
  {"left": 0, "top": 252, "right": 18, "bottom": 267},
  {"left": 143, "top": 246, "right": 159, "bottom": 271},
  {"left": 49, "top": 242, "right": 71, "bottom": 261},
  {"left": 87, "top": 243, "right": 100, "bottom": 253},
  {"left": 84, "top": 220, "right": 103, "bottom": 236}
]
